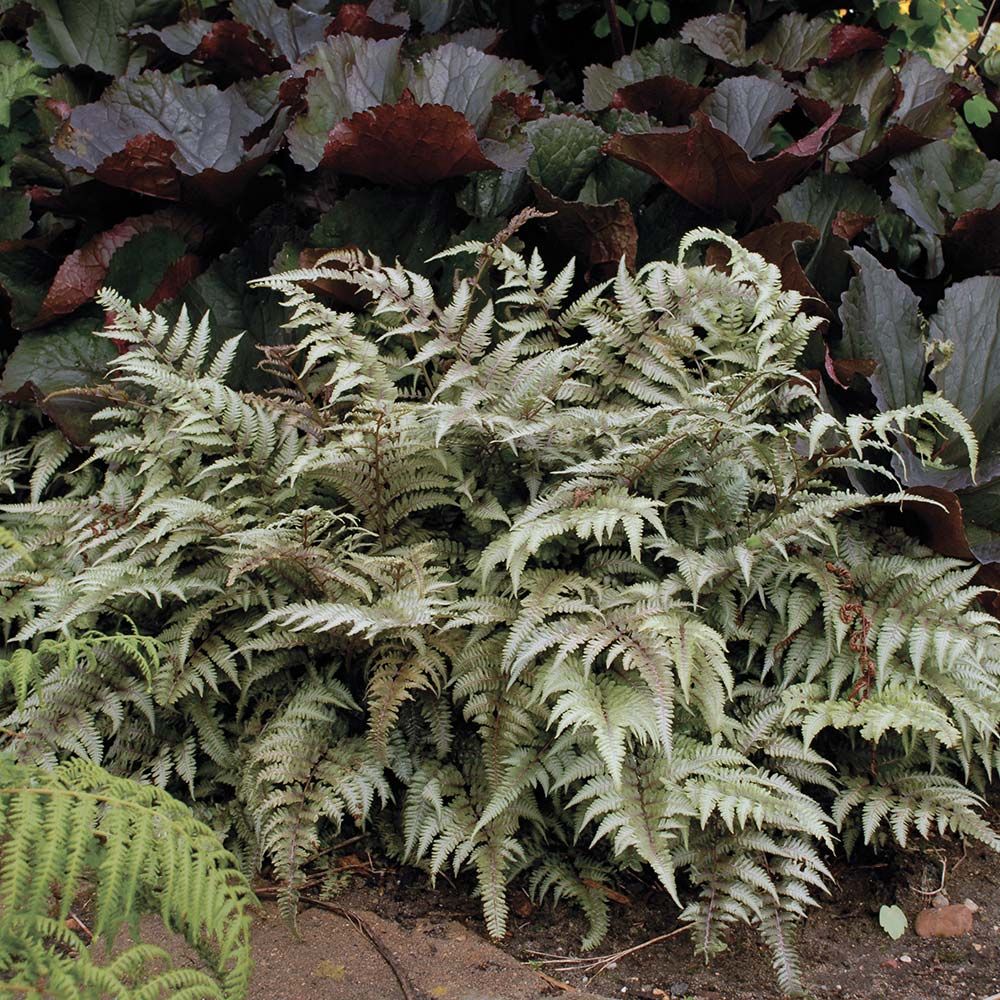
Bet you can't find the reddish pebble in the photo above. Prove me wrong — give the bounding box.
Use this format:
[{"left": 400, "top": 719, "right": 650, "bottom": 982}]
[{"left": 915, "top": 904, "right": 974, "bottom": 938}]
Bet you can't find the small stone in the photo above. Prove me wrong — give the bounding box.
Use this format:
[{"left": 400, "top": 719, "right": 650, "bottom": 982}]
[
  {"left": 669, "top": 983, "right": 689, "bottom": 997},
  {"left": 932, "top": 894, "right": 951, "bottom": 909},
  {"left": 973, "top": 942, "right": 983, "bottom": 952},
  {"left": 899, "top": 954, "right": 913, "bottom": 963},
  {"left": 880, "top": 958, "right": 900, "bottom": 969},
  {"left": 915, "top": 904, "right": 974, "bottom": 938},
  {"left": 963, "top": 898, "right": 980, "bottom": 913}
]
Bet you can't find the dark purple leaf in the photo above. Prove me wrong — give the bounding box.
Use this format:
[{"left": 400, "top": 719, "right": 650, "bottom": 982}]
[
  {"left": 533, "top": 183, "right": 637, "bottom": 281},
  {"left": 944, "top": 204, "right": 1000, "bottom": 276},
  {"left": 34, "top": 209, "right": 205, "bottom": 326},
  {"left": 134, "top": 19, "right": 281, "bottom": 75},
  {"left": 320, "top": 91, "right": 498, "bottom": 186},
  {"left": 327, "top": 3, "right": 407, "bottom": 40},
  {"left": 605, "top": 109, "right": 853, "bottom": 224},
  {"left": 612, "top": 75, "right": 712, "bottom": 127}
]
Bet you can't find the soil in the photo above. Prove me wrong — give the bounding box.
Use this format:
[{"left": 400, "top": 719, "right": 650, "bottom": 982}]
[{"left": 139, "top": 811, "right": 1000, "bottom": 1000}]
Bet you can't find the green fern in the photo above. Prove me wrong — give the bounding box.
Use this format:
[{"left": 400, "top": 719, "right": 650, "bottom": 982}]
[{"left": 0, "top": 754, "right": 254, "bottom": 999}]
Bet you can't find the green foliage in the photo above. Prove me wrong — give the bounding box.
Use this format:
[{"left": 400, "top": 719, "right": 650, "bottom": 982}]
[
  {"left": 589, "top": 1, "right": 671, "bottom": 40},
  {"left": 3, "top": 235, "right": 1000, "bottom": 993},
  {"left": 0, "top": 41, "right": 46, "bottom": 130},
  {"left": 875, "top": 0, "right": 986, "bottom": 65},
  {"left": 0, "top": 752, "right": 254, "bottom": 999}
]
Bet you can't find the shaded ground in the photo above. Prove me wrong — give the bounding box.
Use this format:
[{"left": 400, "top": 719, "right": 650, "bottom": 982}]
[{"left": 144, "top": 817, "right": 1000, "bottom": 1000}]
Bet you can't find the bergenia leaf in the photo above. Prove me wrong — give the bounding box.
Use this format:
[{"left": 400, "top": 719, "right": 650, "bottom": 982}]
[
  {"left": 811, "top": 54, "right": 955, "bottom": 172},
  {"left": 309, "top": 186, "right": 453, "bottom": 272},
  {"left": 890, "top": 56, "right": 957, "bottom": 140},
  {"left": 747, "top": 12, "right": 834, "bottom": 72},
  {"left": 327, "top": 3, "right": 408, "bottom": 40},
  {"left": 404, "top": 43, "right": 540, "bottom": 136},
  {"left": 439, "top": 28, "right": 503, "bottom": 53},
  {"left": 319, "top": 92, "right": 498, "bottom": 185},
  {"left": 678, "top": 13, "right": 748, "bottom": 67},
  {"left": 751, "top": 14, "right": 885, "bottom": 72},
  {"left": 801, "top": 51, "right": 898, "bottom": 166},
  {"left": 898, "top": 486, "right": 1000, "bottom": 605},
  {"left": 824, "top": 24, "right": 886, "bottom": 63},
  {"left": 145, "top": 254, "right": 202, "bottom": 310},
  {"left": 0, "top": 316, "right": 114, "bottom": 402},
  {"left": 929, "top": 276, "right": 1000, "bottom": 458},
  {"left": 681, "top": 12, "right": 883, "bottom": 72},
  {"left": 778, "top": 173, "right": 883, "bottom": 236},
  {"left": 605, "top": 109, "right": 853, "bottom": 224},
  {"left": 0, "top": 243, "right": 58, "bottom": 329},
  {"left": 583, "top": 37, "right": 706, "bottom": 111},
  {"left": 944, "top": 205, "right": 1000, "bottom": 277},
  {"left": 0, "top": 190, "right": 31, "bottom": 241},
  {"left": 132, "top": 19, "right": 280, "bottom": 75},
  {"left": 284, "top": 34, "right": 406, "bottom": 169},
  {"left": 703, "top": 77, "right": 796, "bottom": 158},
  {"left": 534, "top": 183, "right": 637, "bottom": 280},
  {"left": 457, "top": 169, "right": 529, "bottom": 221},
  {"left": 636, "top": 189, "right": 712, "bottom": 266},
  {"left": 890, "top": 141, "right": 1000, "bottom": 236},
  {"left": 527, "top": 114, "right": 606, "bottom": 201},
  {"left": 34, "top": 209, "right": 205, "bottom": 326},
  {"left": 231, "top": 0, "right": 331, "bottom": 63},
  {"left": 27, "top": 0, "right": 175, "bottom": 75},
  {"left": 51, "top": 71, "right": 289, "bottom": 203},
  {"left": 289, "top": 39, "right": 537, "bottom": 179},
  {"left": 611, "top": 74, "right": 710, "bottom": 126},
  {"left": 777, "top": 173, "right": 883, "bottom": 303},
  {"left": 838, "top": 247, "right": 925, "bottom": 412},
  {"left": 408, "top": 0, "right": 456, "bottom": 33},
  {"left": 578, "top": 155, "right": 654, "bottom": 209}
]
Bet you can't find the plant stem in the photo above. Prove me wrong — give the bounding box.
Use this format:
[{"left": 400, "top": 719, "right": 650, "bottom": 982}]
[
  {"left": 970, "top": 0, "right": 998, "bottom": 60},
  {"left": 603, "top": 0, "right": 625, "bottom": 59}
]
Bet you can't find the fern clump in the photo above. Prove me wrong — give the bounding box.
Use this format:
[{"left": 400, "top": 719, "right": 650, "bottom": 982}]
[
  {"left": 2, "top": 231, "right": 999, "bottom": 993},
  {"left": 0, "top": 754, "right": 254, "bottom": 999}
]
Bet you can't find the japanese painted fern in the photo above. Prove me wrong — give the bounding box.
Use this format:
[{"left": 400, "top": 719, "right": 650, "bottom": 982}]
[{"left": 2, "top": 231, "right": 999, "bottom": 994}]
